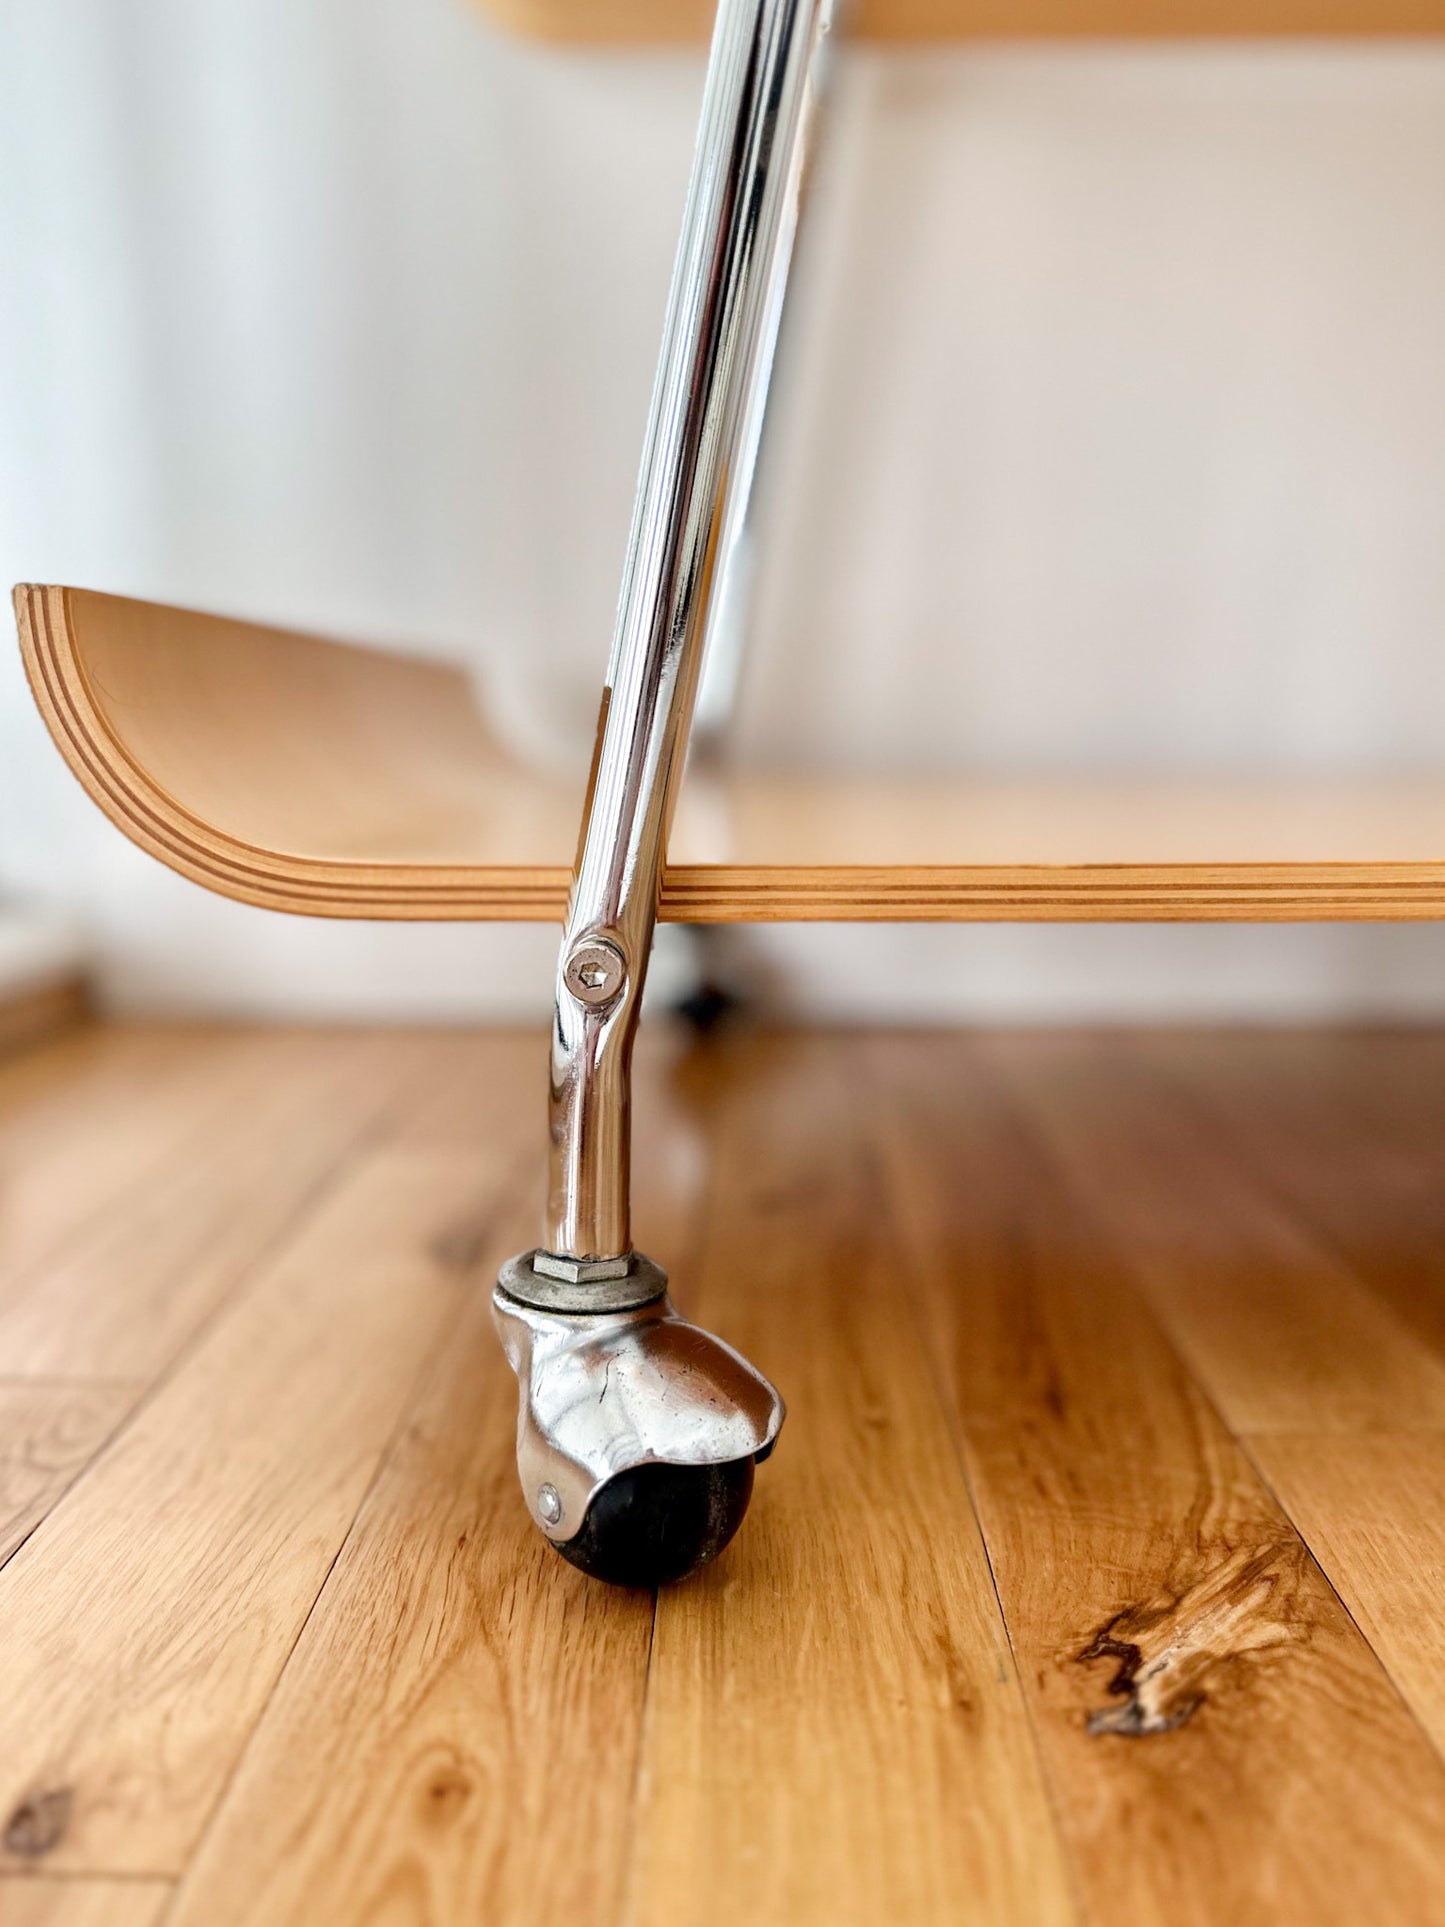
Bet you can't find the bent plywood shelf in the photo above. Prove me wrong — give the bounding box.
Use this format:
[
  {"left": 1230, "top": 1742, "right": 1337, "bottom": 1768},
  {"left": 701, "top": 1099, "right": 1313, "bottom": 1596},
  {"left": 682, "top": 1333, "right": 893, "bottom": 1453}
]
[
  {"left": 477, "top": 0, "right": 1445, "bottom": 41},
  {"left": 18, "top": 582, "right": 1445, "bottom": 923}
]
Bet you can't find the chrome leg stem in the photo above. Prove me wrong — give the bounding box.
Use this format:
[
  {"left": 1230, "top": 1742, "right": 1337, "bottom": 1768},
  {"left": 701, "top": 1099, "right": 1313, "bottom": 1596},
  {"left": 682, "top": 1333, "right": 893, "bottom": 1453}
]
[
  {"left": 547, "top": 0, "right": 834, "bottom": 1270},
  {"left": 494, "top": 0, "right": 833, "bottom": 1586}
]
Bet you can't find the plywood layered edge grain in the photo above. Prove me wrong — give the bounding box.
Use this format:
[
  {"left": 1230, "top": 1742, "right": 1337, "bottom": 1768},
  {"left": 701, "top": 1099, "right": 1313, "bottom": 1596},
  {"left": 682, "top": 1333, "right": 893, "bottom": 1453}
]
[
  {"left": 21, "top": 583, "right": 1445, "bottom": 923},
  {"left": 14, "top": 585, "right": 568, "bottom": 923},
  {"left": 477, "top": 0, "right": 1445, "bottom": 45}
]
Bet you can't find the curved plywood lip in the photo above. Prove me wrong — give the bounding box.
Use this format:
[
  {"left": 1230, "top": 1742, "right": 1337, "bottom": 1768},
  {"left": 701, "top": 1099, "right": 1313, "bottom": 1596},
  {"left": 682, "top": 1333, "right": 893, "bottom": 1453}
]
[
  {"left": 18, "top": 581, "right": 1445, "bottom": 923},
  {"left": 16, "top": 584, "right": 573, "bottom": 920}
]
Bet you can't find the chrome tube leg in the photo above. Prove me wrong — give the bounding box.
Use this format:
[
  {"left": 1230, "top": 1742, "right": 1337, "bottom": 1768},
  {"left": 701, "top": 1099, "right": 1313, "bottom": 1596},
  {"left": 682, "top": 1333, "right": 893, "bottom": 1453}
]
[{"left": 494, "top": 0, "right": 834, "bottom": 1586}]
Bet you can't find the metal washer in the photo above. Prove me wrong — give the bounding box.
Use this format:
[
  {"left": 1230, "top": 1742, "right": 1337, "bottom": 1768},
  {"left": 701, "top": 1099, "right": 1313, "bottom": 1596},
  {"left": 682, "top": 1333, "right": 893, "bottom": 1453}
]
[{"left": 497, "top": 1248, "right": 668, "bottom": 1315}]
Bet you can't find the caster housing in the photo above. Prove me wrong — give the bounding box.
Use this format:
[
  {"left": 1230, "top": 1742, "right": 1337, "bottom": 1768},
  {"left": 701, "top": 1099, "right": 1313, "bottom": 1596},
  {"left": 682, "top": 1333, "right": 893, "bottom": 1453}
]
[{"left": 494, "top": 1251, "right": 783, "bottom": 1587}]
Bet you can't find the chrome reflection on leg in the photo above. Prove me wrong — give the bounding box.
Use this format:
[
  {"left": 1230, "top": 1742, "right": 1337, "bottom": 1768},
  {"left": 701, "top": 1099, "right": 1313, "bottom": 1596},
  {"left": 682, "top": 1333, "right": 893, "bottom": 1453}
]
[{"left": 498, "top": 0, "right": 831, "bottom": 1585}]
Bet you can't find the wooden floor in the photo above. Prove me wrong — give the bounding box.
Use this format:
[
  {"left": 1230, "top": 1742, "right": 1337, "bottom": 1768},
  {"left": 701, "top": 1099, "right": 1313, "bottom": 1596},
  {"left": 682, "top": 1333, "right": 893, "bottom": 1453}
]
[{"left": 2, "top": 1023, "right": 1445, "bottom": 1925}]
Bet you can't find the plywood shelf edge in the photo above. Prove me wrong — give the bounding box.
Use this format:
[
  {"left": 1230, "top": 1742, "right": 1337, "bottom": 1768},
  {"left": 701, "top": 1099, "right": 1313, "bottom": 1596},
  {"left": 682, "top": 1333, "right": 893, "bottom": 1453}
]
[
  {"left": 17, "top": 584, "right": 1445, "bottom": 924},
  {"left": 474, "top": 0, "right": 1445, "bottom": 42}
]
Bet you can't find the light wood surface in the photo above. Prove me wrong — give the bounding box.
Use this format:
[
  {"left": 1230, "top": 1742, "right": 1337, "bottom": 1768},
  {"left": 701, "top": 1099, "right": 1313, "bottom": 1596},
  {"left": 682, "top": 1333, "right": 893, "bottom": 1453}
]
[
  {"left": 631, "top": 1035, "right": 1071, "bottom": 1926},
  {"left": 0, "top": 1882, "right": 172, "bottom": 1927},
  {"left": 1142, "top": 1029, "right": 1445, "bottom": 1361},
  {"left": 23, "top": 583, "right": 1445, "bottom": 924},
  {"left": 167, "top": 1246, "right": 657, "bottom": 1926},
  {"left": 1247, "top": 1433, "right": 1445, "bottom": 1756},
  {"left": 0, "top": 1032, "right": 446, "bottom": 1381},
  {"left": 870, "top": 1033, "right": 1445, "bottom": 1924},
  {"left": 994, "top": 1034, "right": 1445, "bottom": 1433},
  {"left": 0, "top": 1121, "right": 531, "bottom": 1875},
  {"left": 0, "top": 1385, "right": 131, "bottom": 1567},
  {"left": 1131, "top": 1032, "right": 1445, "bottom": 1757},
  {"left": 0, "top": 1028, "right": 234, "bottom": 1294},
  {"left": 3, "top": 1023, "right": 1445, "bottom": 1922},
  {"left": 0, "top": 979, "right": 90, "bottom": 1061},
  {"left": 477, "top": 0, "right": 1445, "bottom": 43}
]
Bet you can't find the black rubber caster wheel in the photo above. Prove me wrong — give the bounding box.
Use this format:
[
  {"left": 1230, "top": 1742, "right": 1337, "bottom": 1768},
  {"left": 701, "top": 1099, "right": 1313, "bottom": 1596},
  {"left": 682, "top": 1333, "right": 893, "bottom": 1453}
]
[{"left": 553, "top": 1457, "right": 756, "bottom": 1588}]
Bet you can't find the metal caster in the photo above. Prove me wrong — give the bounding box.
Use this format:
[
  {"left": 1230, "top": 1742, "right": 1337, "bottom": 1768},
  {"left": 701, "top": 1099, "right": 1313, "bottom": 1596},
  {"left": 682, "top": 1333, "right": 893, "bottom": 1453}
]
[
  {"left": 494, "top": 1253, "right": 782, "bottom": 1586},
  {"left": 496, "top": 0, "right": 831, "bottom": 1583}
]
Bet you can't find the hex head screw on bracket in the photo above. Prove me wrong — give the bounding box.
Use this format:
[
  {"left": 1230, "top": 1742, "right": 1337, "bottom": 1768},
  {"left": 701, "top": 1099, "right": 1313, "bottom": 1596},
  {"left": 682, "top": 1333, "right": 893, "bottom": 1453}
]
[
  {"left": 562, "top": 937, "right": 626, "bottom": 1008},
  {"left": 492, "top": 0, "right": 834, "bottom": 1586}
]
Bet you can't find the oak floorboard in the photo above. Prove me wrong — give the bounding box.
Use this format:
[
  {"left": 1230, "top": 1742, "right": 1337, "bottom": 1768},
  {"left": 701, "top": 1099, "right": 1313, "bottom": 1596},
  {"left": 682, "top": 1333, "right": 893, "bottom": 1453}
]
[
  {"left": 0, "top": 1024, "right": 196, "bottom": 1139},
  {"left": 0, "top": 976, "right": 89, "bottom": 1062},
  {"left": 0, "top": 1031, "right": 442, "bottom": 1380},
  {"left": 870, "top": 1033, "right": 1445, "bottom": 1926},
  {"left": 0, "top": 1027, "right": 232, "bottom": 1288},
  {"left": 0, "top": 1383, "right": 135, "bottom": 1567},
  {"left": 1249, "top": 1432, "right": 1445, "bottom": 1759},
  {"left": 1133, "top": 1036, "right": 1445, "bottom": 1756},
  {"left": 0, "top": 1877, "right": 172, "bottom": 1926},
  {"left": 1143, "top": 1030, "right": 1445, "bottom": 1365},
  {"left": 0, "top": 1122, "right": 526, "bottom": 1876},
  {"left": 5, "top": 1025, "right": 1445, "bottom": 1921},
  {"left": 387, "top": 1029, "right": 544, "bottom": 1147},
  {"left": 989, "top": 1033, "right": 1445, "bottom": 1434},
  {"left": 165, "top": 1225, "right": 654, "bottom": 1927},
  {"left": 163, "top": 1029, "right": 699, "bottom": 1927},
  {"left": 0, "top": 1024, "right": 163, "bottom": 1139},
  {"left": 629, "top": 1034, "right": 1074, "bottom": 1927}
]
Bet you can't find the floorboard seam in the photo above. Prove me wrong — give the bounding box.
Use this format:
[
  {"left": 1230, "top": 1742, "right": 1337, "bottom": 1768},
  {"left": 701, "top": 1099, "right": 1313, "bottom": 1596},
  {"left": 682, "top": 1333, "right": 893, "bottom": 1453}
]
[
  {"left": 0, "top": 1032, "right": 255, "bottom": 1310},
  {"left": 860, "top": 1036, "right": 1089, "bottom": 1927},
  {"left": 615, "top": 1592, "right": 660, "bottom": 1927},
  {"left": 156, "top": 1236, "right": 491, "bottom": 1921},
  {"left": 0, "top": 1100, "right": 402, "bottom": 1586},
  {"left": 986, "top": 1034, "right": 1445, "bottom": 1790},
  {"left": 1130, "top": 1036, "right": 1445, "bottom": 1378},
  {"left": 1235, "top": 1429, "right": 1445, "bottom": 1777}
]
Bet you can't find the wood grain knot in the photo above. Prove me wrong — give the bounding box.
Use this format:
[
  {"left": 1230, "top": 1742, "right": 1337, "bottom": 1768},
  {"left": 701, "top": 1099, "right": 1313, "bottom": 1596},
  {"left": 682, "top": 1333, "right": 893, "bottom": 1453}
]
[
  {"left": 1078, "top": 1542, "right": 1308, "bottom": 1738},
  {"left": 417, "top": 1761, "right": 474, "bottom": 1827},
  {"left": 4, "top": 1786, "right": 73, "bottom": 1857}
]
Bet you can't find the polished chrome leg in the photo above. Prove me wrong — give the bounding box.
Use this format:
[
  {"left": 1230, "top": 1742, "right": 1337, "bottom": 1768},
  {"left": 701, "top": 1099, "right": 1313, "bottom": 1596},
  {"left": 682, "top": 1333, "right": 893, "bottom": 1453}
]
[{"left": 494, "top": 0, "right": 833, "bottom": 1586}]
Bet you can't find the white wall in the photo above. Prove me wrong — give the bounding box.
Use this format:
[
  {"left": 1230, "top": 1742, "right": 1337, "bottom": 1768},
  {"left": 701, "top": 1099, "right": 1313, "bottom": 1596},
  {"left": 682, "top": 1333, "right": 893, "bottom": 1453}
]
[{"left": 5, "top": 3, "right": 1445, "bottom": 1020}]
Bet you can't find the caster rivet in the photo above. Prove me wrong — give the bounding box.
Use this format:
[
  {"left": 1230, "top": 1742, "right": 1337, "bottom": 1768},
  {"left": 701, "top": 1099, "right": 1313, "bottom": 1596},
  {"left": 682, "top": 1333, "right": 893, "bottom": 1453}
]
[
  {"left": 537, "top": 1483, "right": 563, "bottom": 1525},
  {"left": 564, "top": 939, "right": 626, "bottom": 1007}
]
